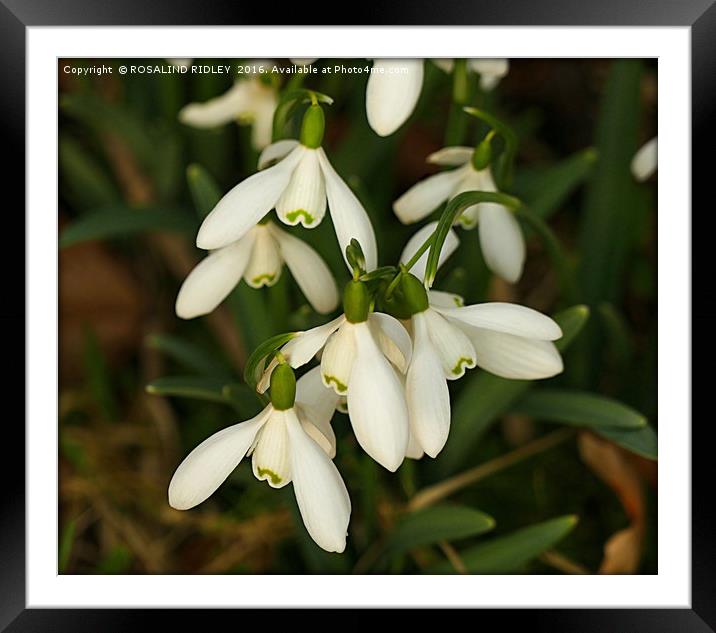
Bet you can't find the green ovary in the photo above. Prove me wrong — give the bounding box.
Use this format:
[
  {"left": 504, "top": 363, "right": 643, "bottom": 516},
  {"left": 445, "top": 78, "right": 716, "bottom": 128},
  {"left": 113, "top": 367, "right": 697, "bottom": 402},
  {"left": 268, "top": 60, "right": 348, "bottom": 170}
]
[
  {"left": 286, "top": 209, "right": 315, "bottom": 225},
  {"left": 257, "top": 467, "right": 282, "bottom": 485}
]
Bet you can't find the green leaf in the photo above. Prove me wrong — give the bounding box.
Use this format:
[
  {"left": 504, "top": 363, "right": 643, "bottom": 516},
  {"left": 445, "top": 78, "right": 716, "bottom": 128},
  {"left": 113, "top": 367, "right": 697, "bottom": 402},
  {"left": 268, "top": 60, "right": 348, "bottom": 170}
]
[
  {"left": 186, "top": 163, "right": 223, "bottom": 218},
  {"left": 82, "top": 327, "right": 118, "bottom": 421},
  {"left": 512, "top": 389, "right": 647, "bottom": 430},
  {"left": 596, "top": 424, "right": 658, "bottom": 460},
  {"left": 146, "top": 333, "right": 231, "bottom": 376},
  {"left": 435, "top": 305, "right": 589, "bottom": 476},
  {"left": 514, "top": 147, "right": 598, "bottom": 220},
  {"left": 430, "top": 515, "right": 578, "bottom": 573},
  {"left": 59, "top": 205, "right": 196, "bottom": 248},
  {"left": 146, "top": 376, "right": 235, "bottom": 405},
  {"left": 426, "top": 190, "right": 521, "bottom": 287},
  {"left": 59, "top": 134, "right": 119, "bottom": 211},
  {"left": 243, "top": 332, "right": 298, "bottom": 390},
  {"left": 385, "top": 505, "right": 495, "bottom": 559}
]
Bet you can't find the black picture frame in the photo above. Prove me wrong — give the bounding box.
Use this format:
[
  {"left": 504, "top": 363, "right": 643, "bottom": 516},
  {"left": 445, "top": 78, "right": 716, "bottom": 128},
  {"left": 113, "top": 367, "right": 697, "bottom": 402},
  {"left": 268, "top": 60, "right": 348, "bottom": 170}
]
[{"left": 5, "top": 0, "right": 708, "bottom": 628}]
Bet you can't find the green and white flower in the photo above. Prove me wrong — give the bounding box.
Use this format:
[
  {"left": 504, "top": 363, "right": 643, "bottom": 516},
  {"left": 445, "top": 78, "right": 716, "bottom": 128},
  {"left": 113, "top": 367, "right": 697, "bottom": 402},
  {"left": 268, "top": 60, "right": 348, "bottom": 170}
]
[
  {"left": 394, "top": 145, "right": 526, "bottom": 283},
  {"left": 433, "top": 58, "right": 509, "bottom": 91},
  {"left": 168, "top": 366, "right": 349, "bottom": 553},
  {"left": 178, "top": 61, "right": 277, "bottom": 149},
  {"left": 196, "top": 110, "right": 377, "bottom": 272},
  {"left": 176, "top": 220, "right": 339, "bottom": 319}
]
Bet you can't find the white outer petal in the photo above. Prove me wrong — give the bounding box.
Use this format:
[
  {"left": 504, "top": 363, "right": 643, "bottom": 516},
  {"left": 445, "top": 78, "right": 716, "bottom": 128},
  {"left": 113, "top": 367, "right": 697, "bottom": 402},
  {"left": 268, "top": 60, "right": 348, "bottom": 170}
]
[
  {"left": 366, "top": 59, "right": 424, "bottom": 136},
  {"left": 428, "top": 290, "right": 465, "bottom": 309},
  {"left": 405, "top": 428, "right": 425, "bottom": 460},
  {"left": 406, "top": 312, "right": 451, "bottom": 458},
  {"left": 393, "top": 167, "right": 466, "bottom": 225},
  {"left": 423, "top": 308, "right": 476, "bottom": 379},
  {"left": 368, "top": 312, "right": 413, "bottom": 373},
  {"left": 400, "top": 221, "right": 460, "bottom": 282},
  {"left": 196, "top": 146, "right": 304, "bottom": 250},
  {"left": 275, "top": 149, "right": 327, "bottom": 228},
  {"left": 295, "top": 366, "right": 339, "bottom": 458},
  {"left": 286, "top": 411, "right": 351, "bottom": 553},
  {"left": 243, "top": 225, "right": 283, "bottom": 288},
  {"left": 283, "top": 315, "right": 345, "bottom": 368},
  {"left": 269, "top": 223, "right": 339, "bottom": 314},
  {"left": 346, "top": 322, "right": 409, "bottom": 471},
  {"left": 438, "top": 302, "right": 563, "bottom": 341},
  {"left": 321, "top": 322, "right": 357, "bottom": 395},
  {"left": 317, "top": 148, "right": 378, "bottom": 271},
  {"left": 258, "top": 139, "right": 300, "bottom": 170},
  {"left": 469, "top": 59, "right": 509, "bottom": 91},
  {"left": 175, "top": 231, "right": 256, "bottom": 319},
  {"left": 631, "top": 137, "right": 657, "bottom": 182},
  {"left": 478, "top": 203, "right": 525, "bottom": 283},
  {"left": 461, "top": 325, "right": 564, "bottom": 379},
  {"left": 251, "top": 410, "right": 292, "bottom": 488},
  {"left": 178, "top": 82, "right": 250, "bottom": 128},
  {"left": 168, "top": 407, "right": 271, "bottom": 510},
  {"left": 427, "top": 146, "right": 473, "bottom": 167}
]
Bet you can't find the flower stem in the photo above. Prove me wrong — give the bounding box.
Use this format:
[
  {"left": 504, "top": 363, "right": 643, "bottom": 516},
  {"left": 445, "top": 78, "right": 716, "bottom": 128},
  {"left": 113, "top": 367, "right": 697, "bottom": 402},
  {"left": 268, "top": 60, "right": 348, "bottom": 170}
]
[{"left": 408, "top": 427, "right": 576, "bottom": 511}]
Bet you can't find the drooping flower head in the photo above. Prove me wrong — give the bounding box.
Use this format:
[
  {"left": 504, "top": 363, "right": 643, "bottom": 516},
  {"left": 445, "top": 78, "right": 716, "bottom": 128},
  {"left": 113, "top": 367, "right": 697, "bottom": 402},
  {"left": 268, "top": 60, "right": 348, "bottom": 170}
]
[{"left": 168, "top": 365, "right": 350, "bottom": 553}]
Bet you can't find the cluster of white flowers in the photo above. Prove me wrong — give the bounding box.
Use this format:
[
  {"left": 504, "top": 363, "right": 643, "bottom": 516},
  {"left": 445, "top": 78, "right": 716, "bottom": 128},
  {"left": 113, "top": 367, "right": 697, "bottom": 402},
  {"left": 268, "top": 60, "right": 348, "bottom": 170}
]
[{"left": 169, "top": 58, "right": 566, "bottom": 553}]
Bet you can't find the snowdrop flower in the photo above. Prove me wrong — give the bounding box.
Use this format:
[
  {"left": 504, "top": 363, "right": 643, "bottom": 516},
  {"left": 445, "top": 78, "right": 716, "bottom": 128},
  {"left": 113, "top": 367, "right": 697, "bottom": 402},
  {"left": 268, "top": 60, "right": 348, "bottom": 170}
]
[
  {"left": 196, "top": 104, "right": 378, "bottom": 272},
  {"left": 176, "top": 220, "right": 338, "bottom": 319},
  {"left": 433, "top": 59, "right": 510, "bottom": 91},
  {"left": 262, "top": 280, "right": 412, "bottom": 471},
  {"left": 168, "top": 364, "right": 350, "bottom": 553},
  {"left": 398, "top": 272, "right": 564, "bottom": 459},
  {"left": 366, "top": 59, "right": 425, "bottom": 137},
  {"left": 178, "top": 62, "right": 278, "bottom": 150},
  {"left": 393, "top": 145, "right": 525, "bottom": 283},
  {"left": 168, "top": 58, "right": 192, "bottom": 70},
  {"left": 631, "top": 136, "right": 657, "bottom": 182}
]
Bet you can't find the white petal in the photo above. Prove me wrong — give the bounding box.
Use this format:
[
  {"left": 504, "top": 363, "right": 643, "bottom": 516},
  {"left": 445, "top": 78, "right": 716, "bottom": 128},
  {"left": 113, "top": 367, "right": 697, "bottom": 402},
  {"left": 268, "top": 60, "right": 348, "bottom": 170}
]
[
  {"left": 283, "top": 315, "right": 345, "bottom": 368},
  {"left": 400, "top": 221, "right": 460, "bottom": 282},
  {"left": 346, "top": 323, "right": 409, "bottom": 471},
  {"left": 316, "top": 149, "right": 378, "bottom": 271},
  {"left": 631, "top": 137, "right": 657, "bottom": 182},
  {"left": 286, "top": 411, "right": 351, "bottom": 553},
  {"left": 423, "top": 308, "right": 476, "bottom": 379},
  {"left": 168, "top": 58, "right": 192, "bottom": 69},
  {"left": 178, "top": 82, "right": 250, "bottom": 128},
  {"left": 469, "top": 59, "right": 509, "bottom": 91},
  {"left": 175, "top": 231, "right": 256, "bottom": 319},
  {"left": 393, "top": 167, "right": 466, "bottom": 225},
  {"left": 268, "top": 223, "right": 339, "bottom": 313},
  {"left": 478, "top": 203, "right": 525, "bottom": 283},
  {"left": 462, "top": 326, "right": 564, "bottom": 379},
  {"left": 406, "top": 312, "right": 451, "bottom": 458},
  {"left": 252, "top": 410, "right": 292, "bottom": 488},
  {"left": 427, "top": 146, "right": 473, "bottom": 167},
  {"left": 290, "top": 58, "right": 318, "bottom": 66},
  {"left": 243, "top": 225, "right": 283, "bottom": 288},
  {"left": 428, "top": 290, "right": 464, "bottom": 309},
  {"left": 196, "top": 146, "right": 304, "bottom": 250},
  {"left": 295, "top": 366, "right": 339, "bottom": 458},
  {"left": 366, "top": 59, "right": 424, "bottom": 136},
  {"left": 168, "top": 407, "right": 270, "bottom": 510},
  {"left": 258, "top": 139, "right": 300, "bottom": 170},
  {"left": 432, "top": 59, "right": 454, "bottom": 73},
  {"left": 321, "top": 322, "right": 357, "bottom": 395},
  {"left": 438, "top": 302, "right": 563, "bottom": 341},
  {"left": 405, "top": 428, "right": 425, "bottom": 460},
  {"left": 368, "top": 312, "right": 413, "bottom": 373},
  {"left": 275, "top": 149, "right": 327, "bottom": 228}
]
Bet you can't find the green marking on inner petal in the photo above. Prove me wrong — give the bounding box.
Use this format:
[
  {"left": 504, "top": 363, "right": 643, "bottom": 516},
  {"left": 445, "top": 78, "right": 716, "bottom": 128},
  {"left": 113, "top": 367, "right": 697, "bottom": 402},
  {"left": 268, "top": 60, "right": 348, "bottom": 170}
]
[
  {"left": 257, "top": 467, "right": 282, "bottom": 485},
  {"left": 286, "top": 209, "right": 315, "bottom": 225},
  {"left": 453, "top": 296, "right": 464, "bottom": 307},
  {"left": 452, "top": 357, "right": 475, "bottom": 375},
  {"left": 251, "top": 273, "right": 276, "bottom": 286},
  {"left": 323, "top": 374, "right": 348, "bottom": 394}
]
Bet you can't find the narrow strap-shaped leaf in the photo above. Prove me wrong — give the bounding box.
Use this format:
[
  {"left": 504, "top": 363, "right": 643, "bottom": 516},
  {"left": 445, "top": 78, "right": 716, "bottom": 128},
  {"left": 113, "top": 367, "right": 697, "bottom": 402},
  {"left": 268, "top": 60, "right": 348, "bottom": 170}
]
[
  {"left": 430, "top": 515, "right": 578, "bottom": 573},
  {"left": 186, "top": 163, "right": 222, "bottom": 218},
  {"left": 595, "top": 424, "right": 657, "bottom": 460},
  {"left": 243, "top": 332, "right": 298, "bottom": 390},
  {"left": 146, "top": 333, "right": 231, "bottom": 377}
]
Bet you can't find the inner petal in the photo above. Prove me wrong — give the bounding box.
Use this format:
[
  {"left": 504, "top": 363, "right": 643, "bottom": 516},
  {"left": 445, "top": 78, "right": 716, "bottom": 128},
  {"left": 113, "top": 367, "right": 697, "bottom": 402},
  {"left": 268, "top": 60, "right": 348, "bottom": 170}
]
[
  {"left": 321, "top": 323, "right": 357, "bottom": 395},
  {"left": 252, "top": 410, "right": 292, "bottom": 488},
  {"left": 275, "top": 149, "right": 327, "bottom": 228},
  {"left": 243, "top": 225, "right": 283, "bottom": 288},
  {"left": 423, "top": 308, "right": 477, "bottom": 379}
]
